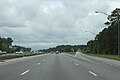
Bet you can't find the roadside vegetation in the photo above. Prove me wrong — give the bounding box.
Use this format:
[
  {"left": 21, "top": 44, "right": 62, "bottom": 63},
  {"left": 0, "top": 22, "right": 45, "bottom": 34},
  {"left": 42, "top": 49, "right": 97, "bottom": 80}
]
[
  {"left": 65, "top": 52, "right": 76, "bottom": 55},
  {"left": 0, "top": 37, "right": 31, "bottom": 53},
  {"left": 0, "top": 37, "right": 42, "bottom": 60},
  {"left": 85, "top": 8, "right": 120, "bottom": 55},
  {"left": 0, "top": 52, "right": 45, "bottom": 60},
  {"left": 65, "top": 52, "right": 120, "bottom": 61},
  {"left": 83, "top": 53, "right": 120, "bottom": 61}
]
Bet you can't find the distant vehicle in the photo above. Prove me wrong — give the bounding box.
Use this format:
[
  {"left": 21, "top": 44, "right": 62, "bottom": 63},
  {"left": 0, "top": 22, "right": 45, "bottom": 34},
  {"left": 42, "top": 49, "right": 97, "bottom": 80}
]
[
  {"left": 56, "top": 51, "right": 59, "bottom": 54},
  {"left": 0, "top": 51, "right": 2, "bottom": 55},
  {"left": 0, "top": 51, "right": 6, "bottom": 54},
  {"left": 39, "top": 52, "right": 42, "bottom": 53},
  {"left": 50, "top": 51, "right": 54, "bottom": 54},
  {"left": 15, "top": 51, "right": 23, "bottom": 54},
  {"left": 2, "top": 51, "right": 7, "bottom": 54}
]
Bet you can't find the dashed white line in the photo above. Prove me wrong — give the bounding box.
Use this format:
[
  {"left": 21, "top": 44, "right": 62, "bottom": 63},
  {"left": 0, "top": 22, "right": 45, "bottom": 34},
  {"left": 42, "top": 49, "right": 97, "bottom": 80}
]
[
  {"left": 37, "top": 63, "right": 41, "bottom": 65},
  {"left": 20, "top": 70, "right": 30, "bottom": 76},
  {"left": 75, "top": 63, "right": 79, "bottom": 66},
  {"left": 89, "top": 71, "right": 98, "bottom": 77}
]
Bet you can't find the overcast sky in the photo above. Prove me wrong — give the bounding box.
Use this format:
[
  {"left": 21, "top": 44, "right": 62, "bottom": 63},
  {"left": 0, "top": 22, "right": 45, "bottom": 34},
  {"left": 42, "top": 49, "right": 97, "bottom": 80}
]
[{"left": 0, "top": 0, "right": 120, "bottom": 50}]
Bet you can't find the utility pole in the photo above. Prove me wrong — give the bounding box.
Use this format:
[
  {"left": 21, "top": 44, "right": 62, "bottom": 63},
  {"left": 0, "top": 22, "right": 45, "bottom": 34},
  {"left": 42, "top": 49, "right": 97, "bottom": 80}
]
[{"left": 85, "top": 31, "right": 99, "bottom": 54}]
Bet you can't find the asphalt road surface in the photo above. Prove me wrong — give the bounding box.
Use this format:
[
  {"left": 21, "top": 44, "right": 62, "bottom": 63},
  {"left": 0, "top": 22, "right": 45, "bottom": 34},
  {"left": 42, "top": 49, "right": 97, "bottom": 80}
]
[{"left": 0, "top": 53, "right": 120, "bottom": 80}]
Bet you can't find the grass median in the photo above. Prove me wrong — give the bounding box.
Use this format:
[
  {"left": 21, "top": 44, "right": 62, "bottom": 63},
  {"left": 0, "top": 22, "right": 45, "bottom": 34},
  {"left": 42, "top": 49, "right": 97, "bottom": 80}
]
[
  {"left": 0, "top": 53, "right": 45, "bottom": 60},
  {"left": 65, "top": 52, "right": 120, "bottom": 61},
  {"left": 82, "top": 53, "right": 120, "bottom": 61},
  {"left": 65, "top": 52, "right": 76, "bottom": 55}
]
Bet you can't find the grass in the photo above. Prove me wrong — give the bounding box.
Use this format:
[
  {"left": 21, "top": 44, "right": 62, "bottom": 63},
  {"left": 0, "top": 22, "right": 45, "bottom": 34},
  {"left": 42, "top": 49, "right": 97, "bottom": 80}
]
[
  {"left": 65, "top": 52, "right": 76, "bottom": 55},
  {"left": 1, "top": 53, "right": 45, "bottom": 60},
  {"left": 65, "top": 52, "right": 120, "bottom": 61},
  {"left": 82, "top": 53, "right": 120, "bottom": 61}
]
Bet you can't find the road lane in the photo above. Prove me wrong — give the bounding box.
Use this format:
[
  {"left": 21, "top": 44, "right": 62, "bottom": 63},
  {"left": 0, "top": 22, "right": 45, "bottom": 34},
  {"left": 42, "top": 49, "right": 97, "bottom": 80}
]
[
  {"left": 89, "top": 71, "right": 98, "bottom": 77},
  {"left": 0, "top": 53, "right": 120, "bottom": 80},
  {"left": 0, "top": 54, "right": 50, "bottom": 80},
  {"left": 20, "top": 70, "right": 30, "bottom": 76},
  {"left": 64, "top": 53, "right": 120, "bottom": 80},
  {"left": 17, "top": 54, "right": 102, "bottom": 80}
]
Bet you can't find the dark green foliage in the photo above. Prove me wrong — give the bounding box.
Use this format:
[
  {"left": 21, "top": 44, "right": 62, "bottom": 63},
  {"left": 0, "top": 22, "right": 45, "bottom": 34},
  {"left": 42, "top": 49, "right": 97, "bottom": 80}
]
[
  {"left": 0, "top": 37, "right": 31, "bottom": 53},
  {"left": 12, "top": 45, "right": 31, "bottom": 52},
  {"left": 0, "top": 37, "right": 13, "bottom": 52},
  {"left": 39, "top": 45, "right": 87, "bottom": 52},
  {"left": 86, "top": 8, "right": 120, "bottom": 55}
]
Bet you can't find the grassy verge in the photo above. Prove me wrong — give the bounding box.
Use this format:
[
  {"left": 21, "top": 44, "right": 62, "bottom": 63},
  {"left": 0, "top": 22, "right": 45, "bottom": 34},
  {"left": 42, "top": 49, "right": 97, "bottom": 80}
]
[
  {"left": 0, "top": 53, "right": 45, "bottom": 60},
  {"left": 82, "top": 53, "right": 120, "bottom": 61},
  {"left": 65, "top": 52, "right": 76, "bottom": 55}
]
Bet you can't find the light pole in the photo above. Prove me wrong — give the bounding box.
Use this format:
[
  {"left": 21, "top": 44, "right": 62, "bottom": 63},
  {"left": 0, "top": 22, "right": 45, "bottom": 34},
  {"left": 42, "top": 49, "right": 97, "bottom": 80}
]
[
  {"left": 95, "top": 10, "right": 120, "bottom": 57},
  {"left": 71, "top": 48, "right": 74, "bottom": 52},
  {"left": 85, "top": 31, "right": 99, "bottom": 54},
  {"left": 95, "top": 11, "right": 109, "bottom": 16},
  {"left": 9, "top": 45, "right": 12, "bottom": 53},
  {"left": 85, "top": 31, "right": 96, "bottom": 35}
]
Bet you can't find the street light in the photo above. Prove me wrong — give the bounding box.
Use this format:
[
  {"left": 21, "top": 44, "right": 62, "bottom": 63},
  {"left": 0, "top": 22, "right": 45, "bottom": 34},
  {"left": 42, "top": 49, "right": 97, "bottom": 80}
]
[
  {"left": 85, "top": 31, "right": 96, "bottom": 35},
  {"left": 95, "top": 10, "right": 120, "bottom": 57},
  {"left": 95, "top": 11, "right": 109, "bottom": 16},
  {"left": 85, "top": 31, "right": 99, "bottom": 54},
  {"left": 9, "top": 45, "right": 13, "bottom": 53}
]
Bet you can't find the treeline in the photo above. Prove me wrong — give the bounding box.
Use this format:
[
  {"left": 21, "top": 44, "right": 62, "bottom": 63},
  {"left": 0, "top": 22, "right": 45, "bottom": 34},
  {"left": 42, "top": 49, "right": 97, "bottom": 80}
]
[
  {"left": 0, "top": 37, "right": 31, "bottom": 53},
  {"left": 40, "top": 8, "right": 120, "bottom": 55},
  {"left": 86, "top": 8, "right": 120, "bottom": 55},
  {"left": 39, "top": 45, "right": 86, "bottom": 52},
  {"left": 11, "top": 45, "right": 31, "bottom": 53}
]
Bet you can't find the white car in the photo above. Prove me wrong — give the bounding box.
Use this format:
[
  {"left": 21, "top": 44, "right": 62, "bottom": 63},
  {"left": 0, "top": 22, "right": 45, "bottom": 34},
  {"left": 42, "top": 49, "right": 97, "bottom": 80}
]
[
  {"left": 0, "top": 51, "right": 2, "bottom": 55},
  {"left": 15, "top": 51, "right": 23, "bottom": 54},
  {"left": 0, "top": 51, "right": 6, "bottom": 54}
]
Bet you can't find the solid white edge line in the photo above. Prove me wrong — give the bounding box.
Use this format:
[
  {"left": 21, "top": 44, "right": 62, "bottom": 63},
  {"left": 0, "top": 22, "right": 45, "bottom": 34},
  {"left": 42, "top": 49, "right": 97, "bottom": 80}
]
[
  {"left": 89, "top": 71, "right": 98, "bottom": 77},
  {"left": 20, "top": 70, "right": 30, "bottom": 76}
]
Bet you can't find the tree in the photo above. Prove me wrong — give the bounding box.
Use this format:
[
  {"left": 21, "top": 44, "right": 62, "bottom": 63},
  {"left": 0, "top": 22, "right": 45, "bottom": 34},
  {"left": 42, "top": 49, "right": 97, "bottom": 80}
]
[
  {"left": 86, "top": 8, "right": 120, "bottom": 55},
  {"left": 0, "top": 37, "right": 2, "bottom": 50}
]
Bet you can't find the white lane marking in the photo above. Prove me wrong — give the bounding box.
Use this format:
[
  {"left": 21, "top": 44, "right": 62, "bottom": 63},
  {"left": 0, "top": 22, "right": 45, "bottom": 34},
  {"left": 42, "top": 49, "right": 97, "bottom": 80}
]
[
  {"left": 75, "top": 63, "right": 79, "bottom": 66},
  {"left": 69, "top": 60, "right": 72, "bottom": 62},
  {"left": 89, "top": 71, "right": 98, "bottom": 77},
  {"left": 37, "top": 63, "right": 41, "bottom": 65},
  {"left": 21, "top": 70, "right": 30, "bottom": 76}
]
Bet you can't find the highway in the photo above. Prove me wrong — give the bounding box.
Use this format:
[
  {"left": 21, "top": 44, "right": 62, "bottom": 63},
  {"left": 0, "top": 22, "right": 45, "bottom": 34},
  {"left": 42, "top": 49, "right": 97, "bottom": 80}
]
[{"left": 0, "top": 53, "right": 120, "bottom": 80}]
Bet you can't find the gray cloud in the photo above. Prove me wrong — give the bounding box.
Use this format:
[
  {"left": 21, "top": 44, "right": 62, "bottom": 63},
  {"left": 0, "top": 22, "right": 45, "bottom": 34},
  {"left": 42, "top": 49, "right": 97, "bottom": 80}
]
[{"left": 0, "top": 0, "right": 119, "bottom": 50}]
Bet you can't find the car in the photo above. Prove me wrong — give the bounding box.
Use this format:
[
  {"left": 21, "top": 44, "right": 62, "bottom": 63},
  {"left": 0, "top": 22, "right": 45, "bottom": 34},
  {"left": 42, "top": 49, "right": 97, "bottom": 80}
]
[
  {"left": 56, "top": 51, "right": 59, "bottom": 54},
  {"left": 15, "top": 51, "right": 23, "bottom": 54},
  {"left": 0, "top": 51, "right": 6, "bottom": 54},
  {"left": 0, "top": 51, "right": 2, "bottom": 55}
]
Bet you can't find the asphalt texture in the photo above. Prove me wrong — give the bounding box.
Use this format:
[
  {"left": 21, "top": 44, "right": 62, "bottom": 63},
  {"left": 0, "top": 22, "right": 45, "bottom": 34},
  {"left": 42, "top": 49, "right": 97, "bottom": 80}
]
[{"left": 0, "top": 53, "right": 120, "bottom": 80}]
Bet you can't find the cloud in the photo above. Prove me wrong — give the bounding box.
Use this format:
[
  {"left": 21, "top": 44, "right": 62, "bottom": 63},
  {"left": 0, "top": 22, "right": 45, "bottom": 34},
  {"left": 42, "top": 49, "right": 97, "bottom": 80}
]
[{"left": 0, "top": 0, "right": 120, "bottom": 50}]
